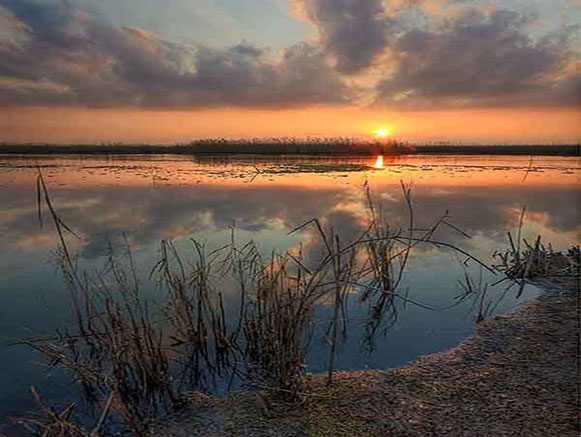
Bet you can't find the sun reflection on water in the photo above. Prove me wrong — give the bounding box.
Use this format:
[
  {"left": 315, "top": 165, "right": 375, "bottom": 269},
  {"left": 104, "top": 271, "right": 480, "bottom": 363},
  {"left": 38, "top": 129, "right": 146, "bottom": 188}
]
[{"left": 373, "top": 155, "right": 384, "bottom": 169}]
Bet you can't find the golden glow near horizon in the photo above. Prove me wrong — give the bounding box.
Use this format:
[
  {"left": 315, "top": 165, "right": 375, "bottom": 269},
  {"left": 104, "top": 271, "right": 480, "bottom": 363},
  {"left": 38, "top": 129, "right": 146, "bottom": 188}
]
[
  {"left": 373, "top": 127, "right": 391, "bottom": 138},
  {"left": 373, "top": 155, "right": 385, "bottom": 169},
  {"left": 1, "top": 107, "right": 580, "bottom": 144}
]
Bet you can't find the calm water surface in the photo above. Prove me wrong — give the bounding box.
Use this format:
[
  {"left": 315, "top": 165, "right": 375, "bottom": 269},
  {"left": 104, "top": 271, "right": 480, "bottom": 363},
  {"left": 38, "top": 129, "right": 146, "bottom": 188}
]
[{"left": 0, "top": 154, "right": 579, "bottom": 430}]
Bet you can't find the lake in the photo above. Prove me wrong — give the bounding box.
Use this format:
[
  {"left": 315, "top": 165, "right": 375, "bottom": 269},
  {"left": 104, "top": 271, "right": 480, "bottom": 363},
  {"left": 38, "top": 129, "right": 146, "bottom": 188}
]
[{"left": 0, "top": 154, "right": 579, "bottom": 432}]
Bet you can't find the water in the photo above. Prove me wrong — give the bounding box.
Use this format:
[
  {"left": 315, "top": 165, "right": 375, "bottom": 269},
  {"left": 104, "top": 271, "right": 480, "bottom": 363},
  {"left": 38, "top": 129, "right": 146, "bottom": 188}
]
[{"left": 0, "top": 154, "right": 579, "bottom": 430}]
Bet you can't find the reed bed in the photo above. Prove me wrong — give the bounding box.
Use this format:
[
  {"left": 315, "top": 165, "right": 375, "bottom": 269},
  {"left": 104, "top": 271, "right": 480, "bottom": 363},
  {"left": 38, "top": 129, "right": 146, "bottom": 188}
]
[
  {"left": 186, "top": 137, "right": 414, "bottom": 155},
  {"left": 1, "top": 142, "right": 578, "bottom": 156},
  {"left": 152, "top": 240, "right": 235, "bottom": 392},
  {"left": 24, "top": 246, "right": 178, "bottom": 433},
  {"left": 494, "top": 235, "right": 580, "bottom": 279},
  {"left": 16, "top": 173, "right": 495, "bottom": 435},
  {"left": 240, "top": 249, "right": 318, "bottom": 399}
]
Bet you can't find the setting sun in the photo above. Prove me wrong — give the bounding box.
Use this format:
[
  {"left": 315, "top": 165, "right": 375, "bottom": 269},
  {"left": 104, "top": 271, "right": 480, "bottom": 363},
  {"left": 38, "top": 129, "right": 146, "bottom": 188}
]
[{"left": 373, "top": 127, "right": 392, "bottom": 138}]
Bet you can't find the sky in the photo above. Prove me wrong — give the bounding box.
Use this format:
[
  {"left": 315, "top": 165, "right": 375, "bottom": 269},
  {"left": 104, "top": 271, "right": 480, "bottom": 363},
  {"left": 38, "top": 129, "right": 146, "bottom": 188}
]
[{"left": 1, "top": 0, "right": 580, "bottom": 143}]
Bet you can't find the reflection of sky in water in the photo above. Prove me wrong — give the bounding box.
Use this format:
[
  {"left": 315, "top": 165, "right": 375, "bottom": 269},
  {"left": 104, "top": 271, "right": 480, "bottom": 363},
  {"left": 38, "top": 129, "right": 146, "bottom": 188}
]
[{"left": 0, "top": 154, "right": 579, "bottom": 430}]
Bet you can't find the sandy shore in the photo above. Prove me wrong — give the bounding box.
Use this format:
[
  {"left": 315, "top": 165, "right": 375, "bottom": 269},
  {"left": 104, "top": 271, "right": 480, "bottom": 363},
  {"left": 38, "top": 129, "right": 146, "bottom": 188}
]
[{"left": 150, "top": 277, "right": 579, "bottom": 437}]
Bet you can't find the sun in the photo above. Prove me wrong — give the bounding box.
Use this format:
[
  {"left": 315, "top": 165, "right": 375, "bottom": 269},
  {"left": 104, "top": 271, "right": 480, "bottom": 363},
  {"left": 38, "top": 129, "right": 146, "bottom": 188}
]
[{"left": 373, "top": 127, "right": 391, "bottom": 138}]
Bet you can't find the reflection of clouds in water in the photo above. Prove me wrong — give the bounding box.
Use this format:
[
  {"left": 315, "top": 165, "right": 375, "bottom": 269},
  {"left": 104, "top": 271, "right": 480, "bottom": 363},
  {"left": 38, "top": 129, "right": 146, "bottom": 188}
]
[
  {"left": 1, "top": 185, "right": 350, "bottom": 256},
  {"left": 1, "top": 174, "right": 579, "bottom": 262},
  {"left": 406, "top": 186, "right": 579, "bottom": 239}
]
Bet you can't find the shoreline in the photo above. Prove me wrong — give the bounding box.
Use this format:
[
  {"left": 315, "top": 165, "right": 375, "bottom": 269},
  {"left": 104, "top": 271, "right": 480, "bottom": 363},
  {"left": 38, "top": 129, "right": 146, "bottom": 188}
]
[
  {"left": 150, "top": 277, "right": 579, "bottom": 436},
  {"left": 0, "top": 144, "right": 579, "bottom": 157}
]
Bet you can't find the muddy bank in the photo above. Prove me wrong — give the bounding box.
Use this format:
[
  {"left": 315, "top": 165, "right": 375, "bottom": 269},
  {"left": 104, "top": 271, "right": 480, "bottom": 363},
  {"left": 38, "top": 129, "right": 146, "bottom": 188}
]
[{"left": 150, "top": 277, "right": 579, "bottom": 436}]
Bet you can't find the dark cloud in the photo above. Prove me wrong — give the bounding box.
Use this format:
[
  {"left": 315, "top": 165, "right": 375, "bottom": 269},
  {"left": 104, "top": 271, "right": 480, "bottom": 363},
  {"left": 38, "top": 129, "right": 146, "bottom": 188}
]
[
  {"left": 0, "top": 0, "right": 579, "bottom": 109},
  {"left": 0, "top": 0, "right": 349, "bottom": 108},
  {"left": 374, "top": 8, "right": 581, "bottom": 108},
  {"left": 295, "top": 0, "right": 391, "bottom": 74}
]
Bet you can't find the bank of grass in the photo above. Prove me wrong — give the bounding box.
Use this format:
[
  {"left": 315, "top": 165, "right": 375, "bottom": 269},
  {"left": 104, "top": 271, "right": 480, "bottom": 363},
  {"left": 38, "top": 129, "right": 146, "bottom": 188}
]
[
  {"left": 0, "top": 141, "right": 579, "bottom": 156},
  {"left": 150, "top": 276, "right": 579, "bottom": 436},
  {"left": 0, "top": 139, "right": 408, "bottom": 156}
]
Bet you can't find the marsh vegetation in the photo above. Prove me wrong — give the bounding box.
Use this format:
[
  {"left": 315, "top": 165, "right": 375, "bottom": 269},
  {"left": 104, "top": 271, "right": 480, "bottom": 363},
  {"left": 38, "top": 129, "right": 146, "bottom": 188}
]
[{"left": 0, "top": 140, "right": 578, "bottom": 156}]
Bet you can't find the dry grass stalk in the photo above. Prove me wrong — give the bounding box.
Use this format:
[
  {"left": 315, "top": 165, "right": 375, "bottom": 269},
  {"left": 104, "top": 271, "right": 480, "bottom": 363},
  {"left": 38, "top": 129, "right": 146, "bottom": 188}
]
[{"left": 13, "top": 387, "right": 113, "bottom": 437}]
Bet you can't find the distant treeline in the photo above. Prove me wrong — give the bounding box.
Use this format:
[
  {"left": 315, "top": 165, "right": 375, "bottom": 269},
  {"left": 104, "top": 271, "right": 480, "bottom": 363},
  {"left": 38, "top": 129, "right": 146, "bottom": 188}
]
[{"left": 0, "top": 139, "right": 579, "bottom": 156}]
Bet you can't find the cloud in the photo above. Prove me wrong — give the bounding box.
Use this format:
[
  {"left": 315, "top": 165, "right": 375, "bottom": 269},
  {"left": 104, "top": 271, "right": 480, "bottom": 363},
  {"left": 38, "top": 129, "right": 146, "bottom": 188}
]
[
  {"left": 0, "top": 0, "right": 349, "bottom": 108},
  {"left": 292, "top": 0, "right": 580, "bottom": 108},
  {"left": 293, "top": 0, "right": 392, "bottom": 74},
  {"left": 373, "top": 8, "right": 581, "bottom": 108},
  {"left": 0, "top": 0, "right": 579, "bottom": 110}
]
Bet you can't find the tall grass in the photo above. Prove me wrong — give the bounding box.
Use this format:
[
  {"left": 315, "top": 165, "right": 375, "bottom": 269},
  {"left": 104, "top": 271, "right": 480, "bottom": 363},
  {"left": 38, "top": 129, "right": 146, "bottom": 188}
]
[
  {"left": 152, "top": 240, "right": 235, "bottom": 391},
  {"left": 494, "top": 236, "right": 580, "bottom": 280},
  {"left": 241, "top": 250, "right": 318, "bottom": 398},
  {"left": 25, "top": 244, "right": 178, "bottom": 433},
  {"left": 1, "top": 141, "right": 578, "bottom": 156},
  {"left": 492, "top": 207, "right": 580, "bottom": 298},
  {"left": 14, "top": 387, "right": 110, "bottom": 437},
  {"left": 187, "top": 137, "right": 414, "bottom": 155}
]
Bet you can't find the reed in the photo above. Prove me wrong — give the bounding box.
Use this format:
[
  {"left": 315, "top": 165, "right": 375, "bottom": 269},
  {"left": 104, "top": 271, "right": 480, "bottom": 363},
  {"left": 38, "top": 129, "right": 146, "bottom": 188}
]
[
  {"left": 186, "top": 137, "right": 414, "bottom": 155},
  {"left": 24, "top": 246, "right": 178, "bottom": 433},
  {"left": 241, "top": 251, "right": 316, "bottom": 399},
  {"left": 492, "top": 207, "right": 580, "bottom": 297},
  {"left": 151, "top": 239, "right": 235, "bottom": 391},
  {"left": 2, "top": 142, "right": 578, "bottom": 156},
  {"left": 14, "top": 387, "right": 96, "bottom": 437},
  {"left": 494, "top": 236, "right": 580, "bottom": 280}
]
